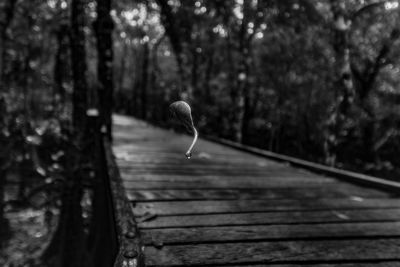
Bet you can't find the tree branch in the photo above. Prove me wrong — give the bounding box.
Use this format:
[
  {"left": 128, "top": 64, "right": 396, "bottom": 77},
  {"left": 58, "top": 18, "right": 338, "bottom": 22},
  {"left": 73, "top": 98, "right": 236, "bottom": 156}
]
[{"left": 351, "top": 0, "right": 399, "bottom": 21}]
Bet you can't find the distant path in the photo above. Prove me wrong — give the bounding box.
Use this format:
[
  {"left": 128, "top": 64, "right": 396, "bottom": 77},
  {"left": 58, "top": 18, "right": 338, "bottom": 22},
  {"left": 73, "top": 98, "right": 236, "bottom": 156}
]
[{"left": 113, "top": 114, "right": 400, "bottom": 267}]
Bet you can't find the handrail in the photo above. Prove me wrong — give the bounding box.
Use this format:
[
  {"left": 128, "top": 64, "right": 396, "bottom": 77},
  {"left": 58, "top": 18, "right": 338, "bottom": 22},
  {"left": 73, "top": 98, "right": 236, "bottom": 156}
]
[
  {"left": 103, "top": 137, "right": 144, "bottom": 267},
  {"left": 204, "top": 135, "right": 400, "bottom": 194},
  {"left": 86, "top": 113, "right": 144, "bottom": 267}
]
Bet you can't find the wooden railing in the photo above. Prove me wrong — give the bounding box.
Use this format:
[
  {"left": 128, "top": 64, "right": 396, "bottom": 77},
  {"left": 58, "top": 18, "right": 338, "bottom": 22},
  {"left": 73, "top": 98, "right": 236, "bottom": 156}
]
[
  {"left": 103, "top": 137, "right": 144, "bottom": 267},
  {"left": 205, "top": 135, "right": 400, "bottom": 194},
  {"left": 87, "top": 115, "right": 144, "bottom": 267}
]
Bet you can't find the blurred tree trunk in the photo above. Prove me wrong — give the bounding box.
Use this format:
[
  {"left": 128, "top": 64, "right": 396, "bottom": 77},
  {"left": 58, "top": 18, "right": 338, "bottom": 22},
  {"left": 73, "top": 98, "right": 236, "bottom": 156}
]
[
  {"left": 352, "top": 28, "right": 400, "bottom": 163},
  {"left": 140, "top": 41, "right": 149, "bottom": 120},
  {"left": 0, "top": 168, "right": 7, "bottom": 243},
  {"left": 231, "top": 0, "right": 259, "bottom": 143},
  {"left": 204, "top": 50, "right": 214, "bottom": 103},
  {"left": 130, "top": 46, "right": 138, "bottom": 115},
  {"left": 115, "top": 42, "right": 127, "bottom": 113},
  {"left": 190, "top": 25, "right": 200, "bottom": 98},
  {"left": 70, "top": 0, "right": 88, "bottom": 132},
  {"left": 149, "top": 34, "right": 164, "bottom": 121},
  {"left": 0, "top": 0, "right": 16, "bottom": 241},
  {"left": 132, "top": 80, "right": 138, "bottom": 116},
  {"left": 156, "top": 0, "right": 192, "bottom": 101},
  {"left": 0, "top": 0, "right": 17, "bottom": 89},
  {"left": 42, "top": 1, "right": 88, "bottom": 266},
  {"left": 54, "top": 23, "right": 69, "bottom": 107},
  {"left": 117, "top": 41, "right": 127, "bottom": 93},
  {"left": 94, "top": 0, "right": 114, "bottom": 140},
  {"left": 0, "top": 98, "right": 9, "bottom": 243},
  {"left": 230, "top": 1, "right": 247, "bottom": 143},
  {"left": 324, "top": 0, "right": 355, "bottom": 166}
]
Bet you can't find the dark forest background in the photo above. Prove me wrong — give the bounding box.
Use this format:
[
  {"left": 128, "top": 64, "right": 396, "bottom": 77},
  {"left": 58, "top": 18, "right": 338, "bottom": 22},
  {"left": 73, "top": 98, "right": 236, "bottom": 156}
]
[{"left": 1, "top": 0, "right": 400, "bottom": 266}]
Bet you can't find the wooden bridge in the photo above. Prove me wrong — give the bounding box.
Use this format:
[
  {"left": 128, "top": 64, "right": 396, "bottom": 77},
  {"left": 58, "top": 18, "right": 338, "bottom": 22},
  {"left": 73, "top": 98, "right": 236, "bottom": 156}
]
[{"left": 107, "top": 114, "right": 400, "bottom": 266}]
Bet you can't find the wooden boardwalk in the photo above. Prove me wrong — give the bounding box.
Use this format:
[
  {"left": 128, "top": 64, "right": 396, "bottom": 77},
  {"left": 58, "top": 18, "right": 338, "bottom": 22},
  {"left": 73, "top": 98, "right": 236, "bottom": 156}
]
[{"left": 112, "top": 115, "right": 400, "bottom": 267}]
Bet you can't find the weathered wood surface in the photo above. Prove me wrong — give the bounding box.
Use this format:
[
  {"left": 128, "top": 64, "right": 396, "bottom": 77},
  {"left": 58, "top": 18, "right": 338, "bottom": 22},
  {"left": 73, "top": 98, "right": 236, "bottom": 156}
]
[
  {"left": 141, "top": 222, "right": 400, "bottom": 244},
  {"left": 133, "top": 199, "right": 400, "bottom": 216},
  {"left": 127, "top": 186, "right": 390, "bottom": 200},
  {"left": 112, "top": 115, "right": 400, "bottom": 267},
  {"left": 137, "top": 208, "right": 400, "bottom": 228},
  {"left": 144, "top": 239, "right": 400, "bottom": 265}
]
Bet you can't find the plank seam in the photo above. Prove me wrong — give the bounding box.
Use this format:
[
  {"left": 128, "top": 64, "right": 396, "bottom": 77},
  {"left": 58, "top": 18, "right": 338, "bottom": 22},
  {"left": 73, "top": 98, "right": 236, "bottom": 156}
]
[
  {"left": 143, "top": 235, "right": 400, "bottom": 246},
  {"left": 138, "top": 219, "right": 400, "bottom": 229}
]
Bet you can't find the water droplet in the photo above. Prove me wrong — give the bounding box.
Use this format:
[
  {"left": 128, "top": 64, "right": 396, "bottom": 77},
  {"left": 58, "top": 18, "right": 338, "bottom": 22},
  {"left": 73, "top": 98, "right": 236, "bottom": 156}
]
[
  {"left": 350, "top": 196, "right": 364, "bottom": 202},
  {"left": 332, "top": 211, "right": 349, "bottom": 220}
]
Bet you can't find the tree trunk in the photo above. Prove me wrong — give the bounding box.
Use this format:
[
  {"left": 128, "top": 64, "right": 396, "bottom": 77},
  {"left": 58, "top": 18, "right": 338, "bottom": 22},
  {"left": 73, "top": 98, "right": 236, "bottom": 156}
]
[
  {"left": 0, "top": 0, "right": 17, "bottom": 90},
  {"left": 94, "top": 0, "right": 114, "bottom": 140},
  {"left": 0, "top": 0, "right": 16, "bottom": 241},
  {"left": 0, "top": 169, "right": 7, "bottom": 243},
  {"left": 324, "top": 0, "right": 355, "bottom": 166},
  {"left": 70, "top": 0, "right": 88, "bottom": 132},
  {"left": 190, "top": 27, "right": 200, "bottom": 99},
  {"left": 353, "top": 28, "right": 400, "bottom": 164},
  {"left": 156, "top": 0, "right": 192, "bottom": 101},
  {"left": 42, "top": 1, "right": 88, "bottom": 265},
  {"left": 54, "top": 24, "right": 69, "bottom": 107},
  {"left": 130, "top": 45, "right": 138, "bottom": 116},
  {"left": 0, "top": 99, "right": 10, "bottom": 241},
  {"left": 231, "top": 0, "right": 252, "bottom": 143},
  {"left": 117, "top": 41, "right": 128, "bottom": 93},
  {"left": 140, "top": 41, "right": 149, "bottom": 120},
  {"left": 204, "top": 51, "right": 214, "bottom": 103}
]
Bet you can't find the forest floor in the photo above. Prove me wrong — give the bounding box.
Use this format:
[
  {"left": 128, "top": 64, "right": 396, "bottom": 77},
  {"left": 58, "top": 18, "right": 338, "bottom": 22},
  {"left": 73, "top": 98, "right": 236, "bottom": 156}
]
[
  {"left": 0, "top": 208, "right": 54, "bottom": 267},
  {"left": 0, "top": 172, "right": 57, "bottom": 267}
]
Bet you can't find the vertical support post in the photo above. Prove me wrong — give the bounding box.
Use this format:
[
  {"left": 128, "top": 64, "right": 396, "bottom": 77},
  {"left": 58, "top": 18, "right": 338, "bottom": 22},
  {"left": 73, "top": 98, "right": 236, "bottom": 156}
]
[{"left": 87, "top": 111, "right": 118, "bottom": 267}]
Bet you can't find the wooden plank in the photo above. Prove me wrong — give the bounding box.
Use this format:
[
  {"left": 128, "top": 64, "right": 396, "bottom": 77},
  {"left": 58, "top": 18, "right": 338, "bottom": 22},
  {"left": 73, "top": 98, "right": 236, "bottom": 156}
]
[
  {"left": 122, "top": 176, "right": 335, "bottom": 187},
  {"left": 119, "top": 168, "right": 293, "bottom": 175},
  {"left": 141, "top": 222, "right": 400, "bottom": 244},
  {"left": 123, "top": 180, "right": 337, "bottom": 190},
  {"left": 116, "top": 158, "right": 276, "bottom": 167},
  {"left": 133, "top": 199, "right": 400, "bottom": 216},
  {"left": 144, "top": 239, "right": 400, "bottom": 266},
  {"left": 114, "top": 144, "right": 258, "bottom": 158},
  {"left": 120, "top": 169, "right": 330, "bottom": 179},
  {"left": 115, "top": 157, "right": 285, "bottom": 166},
  {"left": 116, "top": 157, "right": 289, "bottom": 169},
  {"left": 127, "top": 187, "right": 391, "bottom": 201},
  {"left": 117, "top": 162, "right": 289, "bottom": 170},
  {"left": 137, "top": 208, "right": 400, "bottom": 228},
  {"left": 121, "top": 172, "right": 333, "bottom": 180}
]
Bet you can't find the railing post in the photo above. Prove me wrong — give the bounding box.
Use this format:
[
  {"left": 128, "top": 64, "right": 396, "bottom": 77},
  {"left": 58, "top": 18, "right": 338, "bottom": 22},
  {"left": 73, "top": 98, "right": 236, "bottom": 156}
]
[{"left": 86, "top": 110, "right": 118, "bottom": 267}]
